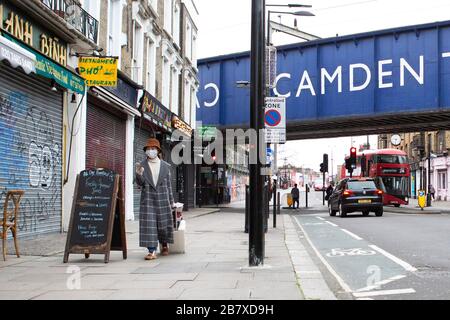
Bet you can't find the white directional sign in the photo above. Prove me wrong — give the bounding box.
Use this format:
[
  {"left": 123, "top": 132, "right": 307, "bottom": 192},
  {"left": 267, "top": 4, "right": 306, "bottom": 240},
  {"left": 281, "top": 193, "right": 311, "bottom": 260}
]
[{"left": 265, "top": 97, "right": 286, "bottom": 144}]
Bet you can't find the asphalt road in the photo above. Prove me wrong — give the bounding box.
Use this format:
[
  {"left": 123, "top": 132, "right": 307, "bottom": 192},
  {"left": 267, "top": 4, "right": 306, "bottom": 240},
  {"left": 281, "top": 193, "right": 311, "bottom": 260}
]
[{"left": 289, "top": 191, "right": 450, "bottom": 300}]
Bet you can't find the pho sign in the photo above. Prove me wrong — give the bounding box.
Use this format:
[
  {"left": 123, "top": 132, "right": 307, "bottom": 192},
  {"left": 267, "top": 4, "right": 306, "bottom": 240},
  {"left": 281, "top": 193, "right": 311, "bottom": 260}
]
[
  {"left": 265, "top": 97, "right": 286, "bottom": 144},
  {"left": 78, "top": 57, "right": 118, "bottom": 87}
]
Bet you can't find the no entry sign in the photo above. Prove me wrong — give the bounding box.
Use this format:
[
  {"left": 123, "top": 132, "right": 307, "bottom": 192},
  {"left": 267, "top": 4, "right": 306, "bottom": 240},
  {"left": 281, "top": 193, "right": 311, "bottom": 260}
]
[{"left": 265, "top": 97, "right": 286, "bottom": 144}]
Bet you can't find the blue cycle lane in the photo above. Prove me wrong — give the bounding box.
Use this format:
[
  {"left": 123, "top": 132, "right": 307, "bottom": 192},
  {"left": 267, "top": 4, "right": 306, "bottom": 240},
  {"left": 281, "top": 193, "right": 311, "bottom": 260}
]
[{"left": 293, "top": 215, "right": 417, "bottom": 297}]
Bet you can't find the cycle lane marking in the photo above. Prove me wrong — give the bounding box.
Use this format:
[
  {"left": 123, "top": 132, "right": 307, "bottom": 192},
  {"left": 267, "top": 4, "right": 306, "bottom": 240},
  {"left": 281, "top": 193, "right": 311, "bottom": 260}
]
[
  {"left": 356, "top": 275, "right": 407, "bottom": 292},
  {"left": 341, "top": 229, "right": 363, "bottom": 241},
  {"left": 353, "top": 288, "right": 416, "bottom": 298},
  {"left": 293, "top": 216, "right": 353, "bottom": 293},
  {"left": 369, "top": 245, "right": 417, "bottom": 272},
  {"left": 294, "top": 215, "right": 410, "bottom": 295}
]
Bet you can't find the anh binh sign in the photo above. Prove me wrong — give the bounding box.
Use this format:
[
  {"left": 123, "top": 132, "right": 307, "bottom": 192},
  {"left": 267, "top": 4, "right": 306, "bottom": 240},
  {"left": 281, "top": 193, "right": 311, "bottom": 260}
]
[
  {"left": 78, "top": 57, "right": 118, "bottom": 87},
  {"left": 197, "top": 21, "right": 450, "bottom": 128},
  {"left": 0, "top": 1, "right": 67, "bottom": 66}
]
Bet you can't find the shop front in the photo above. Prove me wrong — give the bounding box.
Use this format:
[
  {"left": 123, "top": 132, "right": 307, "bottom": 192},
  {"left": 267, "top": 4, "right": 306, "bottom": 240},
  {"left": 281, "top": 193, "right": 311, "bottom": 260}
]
[
  {"left": 86, "top": 73, "right": 140, "bottom": 221},
  {"left": 171, "top": 115, "right": 195, "bottom": 211},
  {"left": 0, "top": 1, "right": 85, "bottom": 237}
]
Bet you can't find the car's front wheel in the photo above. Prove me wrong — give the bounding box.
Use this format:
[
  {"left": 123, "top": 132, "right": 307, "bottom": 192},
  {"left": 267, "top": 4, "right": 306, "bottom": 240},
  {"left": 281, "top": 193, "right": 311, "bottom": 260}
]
[
  {"left": 362, "top": 210, "right": 370, "bottom": 217},
  {"left": 329, "top": 203, "right": 337, "bottom": 217}
]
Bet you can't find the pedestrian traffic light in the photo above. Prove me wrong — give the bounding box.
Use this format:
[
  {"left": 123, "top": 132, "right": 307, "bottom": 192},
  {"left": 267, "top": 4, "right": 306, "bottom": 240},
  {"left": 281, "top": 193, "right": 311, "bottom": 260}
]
[{"left": 323, "top": 154, "right": 329, "bottom": 173}]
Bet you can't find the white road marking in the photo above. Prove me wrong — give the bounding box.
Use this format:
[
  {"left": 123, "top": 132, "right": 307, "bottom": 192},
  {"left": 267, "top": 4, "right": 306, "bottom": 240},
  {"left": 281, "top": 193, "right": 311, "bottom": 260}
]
[
  {"left": 293, "top": 217, "right": 352, "bottom": 293},
  {"left": 316, "top": 217, "right": 325, "bottom": 221},
  {"left": 356, "top": 275, "right": 407, "bottom": 292},
  {"left": 325, "top": 221, "right": 338, "bottom": 227},
  {"left": 357, "top": 298, "right": 374, "bottom": 300},
  {"left": 353, "top": 288, "right": 416, "bottom": 298},
  {"left": 369, "top": 245, "right": 417, "bottom": 272},
  {"left": 443, "top": 52, "right": 450, "bottom": 58},
  {"left": 341, "top": 229, "right": 363, "bottom": 240}
]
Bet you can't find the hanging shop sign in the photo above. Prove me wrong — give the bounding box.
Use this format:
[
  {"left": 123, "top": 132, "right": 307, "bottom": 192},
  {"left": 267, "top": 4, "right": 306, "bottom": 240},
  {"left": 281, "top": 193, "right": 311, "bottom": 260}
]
[
  {"left": 78, "top": 56, "right": 118, "bottom": 87},
  {"left": 140, "top": 90, "right": 172, "bottom": 131},
  {"left": 0, "top": 1, "right": 67, "bottom": 66},
  {"left": 172, "top": 115, "right": 192, "bottom": 138}
]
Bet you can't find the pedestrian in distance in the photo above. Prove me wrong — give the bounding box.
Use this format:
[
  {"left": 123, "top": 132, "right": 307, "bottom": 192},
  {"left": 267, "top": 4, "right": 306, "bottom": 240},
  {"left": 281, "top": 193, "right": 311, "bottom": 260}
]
[
  {"left": 325, "top": 182, "right": 335, "bottom": 203},
  {"left": 429, "top": 184, "right": 436, "bottom": 200},
  {"left": 135, "top": 138, "right": 175, "bottom": 261},
  {"left": 291, "top": 184, "right": 300, "bottom": 209}
]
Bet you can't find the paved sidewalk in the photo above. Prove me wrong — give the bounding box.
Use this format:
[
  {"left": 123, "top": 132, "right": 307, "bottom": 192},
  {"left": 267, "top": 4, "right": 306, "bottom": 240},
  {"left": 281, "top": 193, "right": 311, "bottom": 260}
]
[
  {"left": 0, "top": 210, "right": 336, "bottom": 300},
  {"left": 384, "top": 200, "right": 450, "bottom": 214}
]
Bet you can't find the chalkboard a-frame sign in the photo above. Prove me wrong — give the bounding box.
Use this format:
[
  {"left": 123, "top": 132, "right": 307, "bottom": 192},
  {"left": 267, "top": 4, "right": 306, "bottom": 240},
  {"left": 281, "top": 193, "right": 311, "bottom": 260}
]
[{"left": 63, "top": 169, "right": 127, "bottom": 263}]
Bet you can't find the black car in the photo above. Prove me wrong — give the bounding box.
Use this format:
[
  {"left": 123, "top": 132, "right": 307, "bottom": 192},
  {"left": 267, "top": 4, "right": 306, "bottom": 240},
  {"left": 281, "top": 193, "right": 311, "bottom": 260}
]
[{"left": 328, "top": 178, "right": 384, "bottom": 217}]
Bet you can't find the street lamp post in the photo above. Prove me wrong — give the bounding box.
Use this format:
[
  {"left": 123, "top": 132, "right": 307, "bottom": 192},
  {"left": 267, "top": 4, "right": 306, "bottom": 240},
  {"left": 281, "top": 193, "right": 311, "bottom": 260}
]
[{"left": 249, "top": 0, "right": 266, "bottom": 267}]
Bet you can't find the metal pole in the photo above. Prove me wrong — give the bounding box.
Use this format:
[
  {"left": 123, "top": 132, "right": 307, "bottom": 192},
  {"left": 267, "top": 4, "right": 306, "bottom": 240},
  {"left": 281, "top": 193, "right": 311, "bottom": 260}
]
[
  {"left": 427, "top": 153, "right": 432, "bottom": 207},
  {"left": 322, "top": 171, "right": 325, "bottom": 206},
  {"left": 277, "top": 192, "right": 281, "bottom": 216},
  {"left": 249, "top": 0, "right": 266, "bottom": 267},
  {"left": 273, "top": 180, "right": 277, "bottom": 228}
]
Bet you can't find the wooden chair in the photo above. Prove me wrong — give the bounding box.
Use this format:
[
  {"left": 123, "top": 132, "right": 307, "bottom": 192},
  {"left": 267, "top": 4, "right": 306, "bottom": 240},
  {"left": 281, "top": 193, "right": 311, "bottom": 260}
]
[{"left": 1, "top": 190, "right": 24, "bottom": 261}]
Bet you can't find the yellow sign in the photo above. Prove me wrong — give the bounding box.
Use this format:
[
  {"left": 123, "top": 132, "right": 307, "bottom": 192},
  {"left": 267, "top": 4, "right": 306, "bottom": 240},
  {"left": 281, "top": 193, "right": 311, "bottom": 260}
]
[
  {"left": 418, "top": 190, "right": 426, "bottom": 210},
  {"left": 78, "top": 57, "right": 118, "bottom": 87}
]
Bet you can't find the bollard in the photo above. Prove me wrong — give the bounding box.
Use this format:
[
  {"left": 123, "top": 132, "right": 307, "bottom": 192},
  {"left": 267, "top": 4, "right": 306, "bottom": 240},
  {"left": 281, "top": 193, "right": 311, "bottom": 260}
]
[{"left": 277, "top": 192, "right": 281, "bottom": 216}]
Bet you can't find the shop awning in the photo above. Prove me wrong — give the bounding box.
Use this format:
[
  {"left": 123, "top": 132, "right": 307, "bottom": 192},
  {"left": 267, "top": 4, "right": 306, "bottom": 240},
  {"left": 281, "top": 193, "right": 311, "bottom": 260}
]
[
  {"left": 2, "top": 33, "right": 85, "bottom": 95},
  {"left": 0, "top": 35, "right": 36, "bottom": 75}
]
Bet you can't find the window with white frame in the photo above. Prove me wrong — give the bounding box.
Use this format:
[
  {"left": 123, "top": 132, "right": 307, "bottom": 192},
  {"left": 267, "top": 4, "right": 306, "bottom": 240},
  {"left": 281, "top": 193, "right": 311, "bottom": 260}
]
[
  {"left": 171, "top": 67, "right": 179, "bottom": 114},
  {"left": 107, "top": 0, "right": 116, "bottom": 56},
  {"left": 162, "top": 57, "right": 170, "bottom": 107},
  {"left": 438, "top": 170, "right": 447, "bottom": 190},
  {"left": 173, "top": 3, "right": 180, "bottom": 46},
  {"left": 146, "top": 37, "right": 156, "bottom": 95},
  {"left": 164, "top": 0, "right": 173, "bottom": 35},
  {"left": 82, "top": 0, "right": 100, "bottom": 21},
  {"left": 190, "top": 86, "right": 196, "bottom": 127},
  {"left": 132, "top": 21, "right": 144, "bottom": 84},
  {"left": 192, "top": 30, "right": 197, "bottom": 66},
  {"left": 185, "top": 21, "right": 192, "bottom": 61},
  {"left": 184, "top": 80, "right": 191, "bottom": 124}
]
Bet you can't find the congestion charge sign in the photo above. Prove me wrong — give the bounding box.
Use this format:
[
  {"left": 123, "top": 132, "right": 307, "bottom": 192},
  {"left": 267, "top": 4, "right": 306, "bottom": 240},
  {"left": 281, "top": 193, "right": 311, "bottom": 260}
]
[{"left": 265, "top": 97, "right": 286, "bottom": 144}]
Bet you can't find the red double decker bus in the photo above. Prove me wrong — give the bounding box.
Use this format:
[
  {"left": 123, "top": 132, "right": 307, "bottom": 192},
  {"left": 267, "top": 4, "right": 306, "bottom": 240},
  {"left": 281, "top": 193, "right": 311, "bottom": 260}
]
[{"left": 340, "top": 149, "right": 410, "bottom": 206}]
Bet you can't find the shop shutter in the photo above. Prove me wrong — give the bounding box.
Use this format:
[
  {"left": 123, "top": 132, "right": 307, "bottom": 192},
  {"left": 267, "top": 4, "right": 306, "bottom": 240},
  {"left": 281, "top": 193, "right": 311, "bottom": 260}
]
[
  {"left": 0, "top": 63, "right": 63, "bottom": 237},
  {"left": 86, "top": 103, "right": 126, "bottom": 201}
]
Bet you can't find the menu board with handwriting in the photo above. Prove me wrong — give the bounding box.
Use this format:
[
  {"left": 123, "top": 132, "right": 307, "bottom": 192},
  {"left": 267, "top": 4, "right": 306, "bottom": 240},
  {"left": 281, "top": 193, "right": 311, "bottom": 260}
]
[{"left": 64, "top": 169, "right": 127, "bottom": 263}]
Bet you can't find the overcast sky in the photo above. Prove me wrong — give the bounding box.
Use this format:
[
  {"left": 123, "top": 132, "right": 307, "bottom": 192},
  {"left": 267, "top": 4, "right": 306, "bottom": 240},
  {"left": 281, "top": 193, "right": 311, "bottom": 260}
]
[{"left": 194, "top": 0, "right": 450, "bottom": 172}]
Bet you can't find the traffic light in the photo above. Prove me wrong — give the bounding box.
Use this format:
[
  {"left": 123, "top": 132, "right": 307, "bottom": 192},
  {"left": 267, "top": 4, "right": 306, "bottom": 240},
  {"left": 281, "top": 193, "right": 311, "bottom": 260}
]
[
  {"left": 212, "top": 150, "right": 217, "bottom": 162},
  {"left": 320, "top": 162, "right": 325, "bottom": 173},
  {"left": 323, "top": 154, "right": 329, "bottom": 173},
  {"left": 350, "top": 147, "right": 357, "bottom": 168}
]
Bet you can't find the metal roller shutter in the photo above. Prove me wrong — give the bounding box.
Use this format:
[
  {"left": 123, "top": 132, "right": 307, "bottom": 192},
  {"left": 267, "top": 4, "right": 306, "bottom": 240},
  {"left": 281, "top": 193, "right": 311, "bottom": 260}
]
[
  {"left": 0, "top": 63, "right": 63, "bottom": 237},
  {"left": 86, "top": 103, "right": 126, "bottom": 202}
]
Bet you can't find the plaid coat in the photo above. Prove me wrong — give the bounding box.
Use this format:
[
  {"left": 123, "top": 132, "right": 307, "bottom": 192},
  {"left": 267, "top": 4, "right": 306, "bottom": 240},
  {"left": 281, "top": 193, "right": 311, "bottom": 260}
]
[{"left": 136, "top": 159, "right": 175, "bottom": 248}]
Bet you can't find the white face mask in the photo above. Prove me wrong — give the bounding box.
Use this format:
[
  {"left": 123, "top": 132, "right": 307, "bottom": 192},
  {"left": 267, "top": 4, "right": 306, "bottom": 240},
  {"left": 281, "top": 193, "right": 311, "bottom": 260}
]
[{"left": 146, "top": 149, "right": 158, "bottom": 159}]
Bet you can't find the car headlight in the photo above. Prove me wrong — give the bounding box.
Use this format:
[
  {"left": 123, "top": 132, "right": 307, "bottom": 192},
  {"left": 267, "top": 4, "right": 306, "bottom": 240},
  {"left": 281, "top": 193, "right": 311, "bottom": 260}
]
[{"left": 405, "top": 197, "right": 409, "bottom": 202}]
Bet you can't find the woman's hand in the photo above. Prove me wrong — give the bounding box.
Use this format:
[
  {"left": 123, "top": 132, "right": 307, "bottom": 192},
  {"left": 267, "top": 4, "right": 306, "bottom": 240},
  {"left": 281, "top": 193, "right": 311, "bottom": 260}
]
[{"left": 135, "top": 163, "right": 145, "bottom": 176}]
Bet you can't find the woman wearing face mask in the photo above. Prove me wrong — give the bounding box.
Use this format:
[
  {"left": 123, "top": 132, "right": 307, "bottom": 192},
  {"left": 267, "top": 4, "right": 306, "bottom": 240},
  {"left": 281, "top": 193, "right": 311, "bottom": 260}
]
[{"left": 135, "top": 138, "right": 175, "bottom": 260}]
